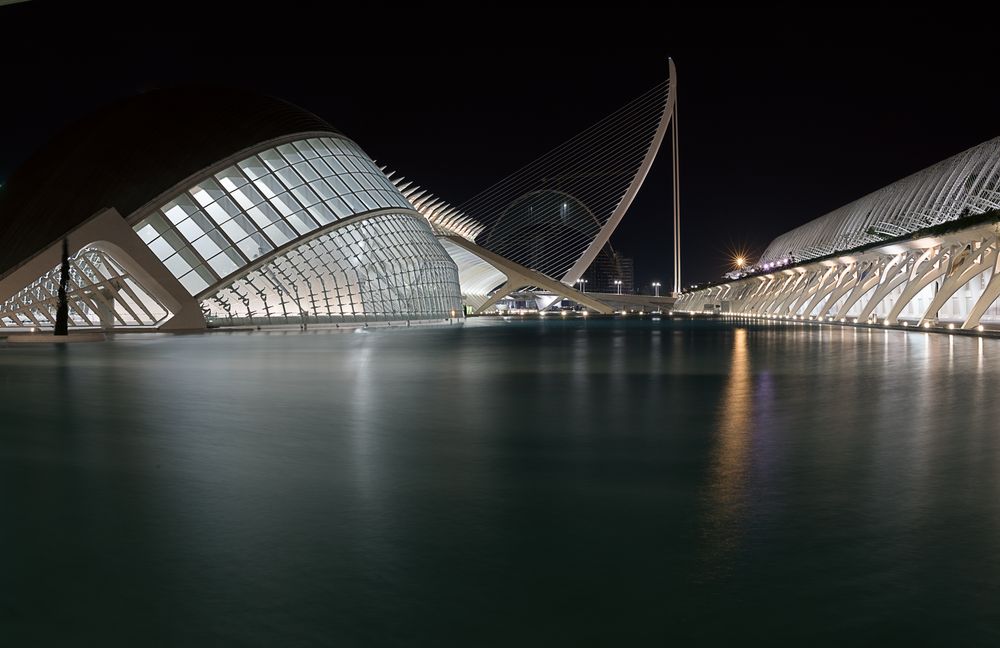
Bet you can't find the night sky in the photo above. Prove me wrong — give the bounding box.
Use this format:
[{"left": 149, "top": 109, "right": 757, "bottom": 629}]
[{"left": 2, "top": 4, "right": 997, "bottom": 288}]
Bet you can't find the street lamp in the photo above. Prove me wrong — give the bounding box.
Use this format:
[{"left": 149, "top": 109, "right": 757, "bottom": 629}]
[
  {"left": 613, "top": 279, "right": 622, "bottom": 295},
  {"left": 652, "top": 281, "right": 661, "bottom": 297},
  {"left": 576, "top": 278, "right": 588, "bottom": 293}
]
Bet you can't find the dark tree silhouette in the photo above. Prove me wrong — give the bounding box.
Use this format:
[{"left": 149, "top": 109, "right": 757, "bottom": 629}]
[{"left": 54, "top": 238, "right": 70, "bottom": 336}]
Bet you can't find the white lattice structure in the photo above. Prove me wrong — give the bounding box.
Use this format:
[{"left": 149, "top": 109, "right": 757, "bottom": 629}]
[
  {"left": 388, "top": 60, "right": 678, "bottom": 313},
  {"left": 759, "top": 138, "right": 1000, "bottom": 267},
  {"left": 675, "top": 138, "right": 1000, "bottom": 329},
  {"left": 0, "top": 90, "right": 462, "bottom": 331}
]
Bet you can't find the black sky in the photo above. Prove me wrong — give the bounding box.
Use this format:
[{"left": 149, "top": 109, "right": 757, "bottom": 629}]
[{"left": 2, "top": 4, "right": 997, "bottom": 288}]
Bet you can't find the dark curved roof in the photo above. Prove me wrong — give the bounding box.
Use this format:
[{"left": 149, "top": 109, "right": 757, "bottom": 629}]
[{"left": 0, "top": 86, "right": 338, "bottom": 277}]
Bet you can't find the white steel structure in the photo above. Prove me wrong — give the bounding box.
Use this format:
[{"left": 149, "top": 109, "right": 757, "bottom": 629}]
[
  {"left": 674, "top": 137, "right": 1000, "bottom": 328},
  {"left": 0, "top": 89, "right": 461, "bottom": 331},
  {"left": 392, "top": 60, "right": 679, "bottom": 313},
  {"left": 1, "top": 64, "right": 682, "bottom": 329}
]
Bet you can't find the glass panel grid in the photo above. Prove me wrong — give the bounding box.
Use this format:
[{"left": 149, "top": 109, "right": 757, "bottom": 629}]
[{"left": 135, "top": 135, "right": 438, "bottom": 298}]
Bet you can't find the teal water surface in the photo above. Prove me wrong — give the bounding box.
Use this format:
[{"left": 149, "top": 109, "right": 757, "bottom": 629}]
[{"left": 2, "top": 318, "right": 999, "bottom": 645}]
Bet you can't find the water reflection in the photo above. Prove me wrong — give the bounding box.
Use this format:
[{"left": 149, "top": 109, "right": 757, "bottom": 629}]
[
  {"left": 704, "top": 327, "right": 752, "bottom": 568},
  {"left": 4, "top": 320, "right": 1000, "bottom": 644}
]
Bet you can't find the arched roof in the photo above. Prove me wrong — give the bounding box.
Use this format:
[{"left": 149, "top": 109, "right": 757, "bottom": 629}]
[
  {"left": 0, "top": 86, "right": 338, "bottom": 277},
  {"left": 759, "top": 137, "right": 1000, "bottom": 266}
]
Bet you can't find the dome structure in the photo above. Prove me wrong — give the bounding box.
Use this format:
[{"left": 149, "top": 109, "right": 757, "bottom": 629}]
[
  {"left": 0, "top": 87, "right": 461, "bottom": 330},
  {"left": 0, "top": 87, "right": 339, "bottom": 277}
]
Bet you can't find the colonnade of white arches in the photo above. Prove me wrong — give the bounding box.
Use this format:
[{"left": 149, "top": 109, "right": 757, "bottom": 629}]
[{"left": 675, "top": 222, "right": 1000, "bottom": 330}]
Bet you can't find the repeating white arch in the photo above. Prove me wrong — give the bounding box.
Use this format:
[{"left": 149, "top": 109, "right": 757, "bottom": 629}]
[
  {"left": 677, "top": 136, "right": 1000, "bottom": 328},
  {"left": 760, "top": 137, "right": 1000, "bottom": 266}
]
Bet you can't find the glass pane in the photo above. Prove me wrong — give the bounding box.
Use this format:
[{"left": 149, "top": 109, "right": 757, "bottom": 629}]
[
  {"left": 237, "top": 234, "right": 270, "bottom": 260},
  {"left": 249, "top": 232, "right": 274, "bottom": 257},
  {"left": 344, "top": 194, "right": 365, "bottom": 213},
  {"left": 307, "top": 203, "right": 336, "bottom": 225},
  {"left": 205, "top": 201, "right": 233, "bottom": 226},
  {"left": 231, "top": 184, "right": 265, "bottom": 210},
  {"left": 327, "top": 176, "right": 349, "bottom": 195},
  {"left": 277, "top": 143, "right": 303, "bottom": 164},
  {"left": 190, "top": 178, "right": 226, "bottom": 207},
  {"left": 270, "top": 192, "right": 300, "bottom": 217},
  {"left": 192, "top": 233, "right": 223, "bottom": 260},
  {"left": 176, "top": 217, "right": 206, "bottom": 242},
  {"left": 215, "top": 166, "right": 248, "bottom": 192},
  {"left": 177, "top": 246, "right": 203, "bottom": 268},
  {"left": 308, "top": 138, "right": 330, "bottom": 156},
  {"left": 326, "top": 197, "right": 352, "bottom": 219},
  {"left": 189, "top": 211, "right": 215, "bottom": 235},
  {"left": 342, "top": 175, "right": 362, "bottom": 192},
  {"left": 247, "top": 203, "right": 282, "bottom": 228},
  {"left": 259, "top": 148, "right": 287, "bottom": 171},
  {"left": 292, "top": 184, "right": 319, "bottom": 207},
  {"left": 324, "top": 156, "right": 347, "bottom": 174},
  {"left": 135, "top": 214, "right": 169, "bottom": 243},
  {"left": 354, "top": 192, "right": 376, "bottom": 210},
  {"left": 218, "top": 196, "right": 241, "bottom": 218},
  {"left": 238, "top": 155, "right": 269, "bottom": 180},
  {"left": 309, "top": 157, "right": 334, "bottom": 178},
  {"left": 254, "top": 175, "right": 284, "bottom": 198},
  {"left": 264, "top": 223, "right": 293, "bottom": 246},
  {"left": 293, "top": 140, "right": 318, "bottom": 159},
  {"left": 355, "top": 173, "right": 375, "bottom": 191},
  {"left": 312, "top": 179, "right": 335, "bottom": 201},
  {"left": 163, "top": 252, "right": 193, "bottom": 277},
  {"left": 208, "top": 248, "right": 240, "bottom": 277},
  {"left": 293, "top": 161, "right": 319, "bottom": 183},
  {"left": 206, "top": 228, "right": 231, "bottom": 250},
  {"left": 147, "top": 236, "right": 175, "bottom": 260},
  {"left": 162, "top": 196, "right": 199, "bottom": 225},
  {"left": 193, "top": 263, "right": 216, "bottom": 284},
  {"left": 160, "top": 228, "right": 187, "bottom": 254},
  {"left": 287, "top": 211, "right": 318, "bottom": 235},
  {"left": 221, "top": 214, "right": 257, "bottom": 241},
  {"left": 179, "top": 270, "right": 209, "bottom": 295},
  {"left": 276, "top": 166, "right": 304, "bottom": 190}
]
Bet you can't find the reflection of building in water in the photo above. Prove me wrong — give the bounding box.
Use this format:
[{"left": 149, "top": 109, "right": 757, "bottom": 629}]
[
  {"left": 705, "top": 327, "right": 751, "bottom": 557},
  {"left": 582, "top": 244, "right": 635, "bottom": 294}
]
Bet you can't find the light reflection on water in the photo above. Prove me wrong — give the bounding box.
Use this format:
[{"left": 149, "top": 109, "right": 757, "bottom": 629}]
[
  {"left": 704, "top": 327, "right": 751, "bottom": 566},
  {"left": 2, "top": 318, "right": 1000, "bottom": 644}
]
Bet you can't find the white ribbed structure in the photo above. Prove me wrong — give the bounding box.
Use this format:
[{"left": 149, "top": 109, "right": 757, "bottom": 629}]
[
  {"left": 675, "top": 137, "right": 1000, "bottom": 330},
  {"left": 382, "top": 169, "right": 485, "bottom": 241},
  {"left": 761, "top": 138, "right": 1000, "bottom": 266}
]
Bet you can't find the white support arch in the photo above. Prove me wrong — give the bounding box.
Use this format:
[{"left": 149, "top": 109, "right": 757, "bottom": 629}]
[{"left": 439, "top": 235, "right": 614, "bottom": 315}]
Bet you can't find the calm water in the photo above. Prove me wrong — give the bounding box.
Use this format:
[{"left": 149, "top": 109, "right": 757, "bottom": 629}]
[{"left": 2, "top": 318, "right": 999, "bottom": 645}]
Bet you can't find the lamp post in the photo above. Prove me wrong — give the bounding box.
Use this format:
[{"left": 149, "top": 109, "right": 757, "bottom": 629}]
[
  {"left": 614, "top": 279, "right": 622, "bottom": 295},
  {"left": 652, "top": 281, "right": 661, "bottom": 297},
  {"left": 576, "top": 278, "right": 588, "bottom": 293}
]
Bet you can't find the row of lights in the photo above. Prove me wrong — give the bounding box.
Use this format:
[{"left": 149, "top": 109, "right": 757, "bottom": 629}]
[
  {"left": 573, "top": 279, "right": 667, "bottom": 297},
  {"left": 696, "top": 310, "right": 988, "bottom": 334}
]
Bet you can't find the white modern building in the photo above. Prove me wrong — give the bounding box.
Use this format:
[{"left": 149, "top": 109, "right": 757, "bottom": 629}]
[
  {"left": 0, "top": 87, "right": 463, "bottom": 330},
  {"left": 1, "top": 64, "right": 679, "bottom": 331},
  {"left": 674, "top": 137, "right": 1000, "bottom": 329}
]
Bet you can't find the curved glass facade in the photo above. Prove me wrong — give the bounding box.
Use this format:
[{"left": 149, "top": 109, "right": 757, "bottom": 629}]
[
  {"left": 202, "top": 213, "right": 461, "bottom": 325},
  {"left": 126, "top": 134, "right": 462, "bottom": 325},
  {"left": 133, "top": 136, "right": 414, "bottom": 296}
]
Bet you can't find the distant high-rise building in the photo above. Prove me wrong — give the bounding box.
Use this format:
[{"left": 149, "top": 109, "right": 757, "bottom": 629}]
[{"left": 582, "top": 245, "right": 634, "bottom": 294}]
